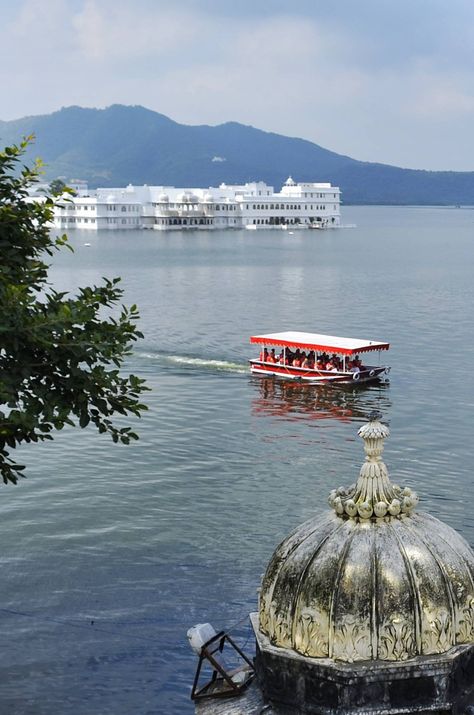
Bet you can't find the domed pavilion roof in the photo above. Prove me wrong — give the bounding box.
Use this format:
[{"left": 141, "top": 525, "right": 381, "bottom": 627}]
[{"left": 259, "top": 413, "right": 474, "bottom": 663}]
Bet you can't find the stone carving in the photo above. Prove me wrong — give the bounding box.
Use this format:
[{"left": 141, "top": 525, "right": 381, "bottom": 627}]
[
  {"left": 261, "top": 601, "right": 293, "bottom": 649},
  {"left": 328, "top": 414, "right": 419, "bottom": 520},
  {"left": 331, "top": 615, "right": 372, "bottom": 662},
  {"left": 378, "top": 617, "right": 416, "bottom": 661},
  {"left": 259, "top": 586, "right": 276, "bottom": 637},
  {"left": 293, "top": 607, "right": 329, "bottom": 657},
  {"left": 457, "top": 597, "right": 474, "bottom": 642},
  {"left": 422, "top": 608, "right": 453, "bottom": 654},
  {"left": 258, "top": 414, "right": 474, "bottom": 666}
]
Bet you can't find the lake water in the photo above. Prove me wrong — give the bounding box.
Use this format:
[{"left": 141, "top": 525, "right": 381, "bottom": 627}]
[{"left": 1, "top": 206, "right": 474, "bottom": 714}]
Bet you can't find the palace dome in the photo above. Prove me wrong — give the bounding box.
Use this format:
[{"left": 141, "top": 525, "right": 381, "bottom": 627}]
[
  {"left": 259, "top": 414, "right": 474, "bottom": 664},
  {"left": 157, "top": 193, "right": 169, "bottom": 203}
]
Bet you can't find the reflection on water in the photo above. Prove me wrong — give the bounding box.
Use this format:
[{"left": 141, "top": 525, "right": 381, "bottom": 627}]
[{"left": 251, "top": 377, "right": 392, "bottom": 424}]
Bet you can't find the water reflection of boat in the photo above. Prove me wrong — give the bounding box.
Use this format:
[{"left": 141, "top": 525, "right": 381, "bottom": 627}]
[{"left": 251, "top": 378, "right": 391, "bottom": 424}]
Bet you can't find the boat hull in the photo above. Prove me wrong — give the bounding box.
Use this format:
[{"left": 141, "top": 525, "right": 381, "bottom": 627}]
[{"left": 249, "top": 361, "right": 388, "bottom": 385}]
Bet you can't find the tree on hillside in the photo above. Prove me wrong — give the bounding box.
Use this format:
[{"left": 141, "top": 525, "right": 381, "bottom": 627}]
[{"left": 0, "top": 138, "right": 149, "bottom": 485}]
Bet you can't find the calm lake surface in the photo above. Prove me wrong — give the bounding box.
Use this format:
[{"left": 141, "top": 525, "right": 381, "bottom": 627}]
[{"left": 1, "top": 206, "right": 474, "bottom": 714}]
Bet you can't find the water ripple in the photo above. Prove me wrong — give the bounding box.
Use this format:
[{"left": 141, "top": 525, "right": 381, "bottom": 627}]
[{"left": 2, "top": 210, "right": 474, "bottom": 713}]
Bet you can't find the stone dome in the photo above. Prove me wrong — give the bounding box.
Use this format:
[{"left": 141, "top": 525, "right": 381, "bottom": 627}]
[{"left": 259, "top": 413, "right": 474, "bottom": 664}]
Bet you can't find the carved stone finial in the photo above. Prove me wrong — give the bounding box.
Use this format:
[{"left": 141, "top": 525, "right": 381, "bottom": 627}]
[{"left": 328, "top": 414, "right": 419, "bottom": 520}]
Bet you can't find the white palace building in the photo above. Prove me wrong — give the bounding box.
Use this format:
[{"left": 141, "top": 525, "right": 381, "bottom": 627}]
[{"left": 52, "top": 177, "right": 341, "bottom": 231}]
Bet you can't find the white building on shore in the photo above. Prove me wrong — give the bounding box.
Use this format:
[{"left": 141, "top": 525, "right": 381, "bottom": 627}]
[{"left": 53, "top": 177, "right": 341, "bottom": 231}]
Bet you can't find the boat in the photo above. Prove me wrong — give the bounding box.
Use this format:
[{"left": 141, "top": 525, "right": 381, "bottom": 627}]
[{"left": 249, "top": 331, "right": 390, "bottom": 385}]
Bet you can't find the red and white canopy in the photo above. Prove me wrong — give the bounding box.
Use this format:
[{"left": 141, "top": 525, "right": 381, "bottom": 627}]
[{"left": 250, "top": 331, "right": 389, "bottom": 355}]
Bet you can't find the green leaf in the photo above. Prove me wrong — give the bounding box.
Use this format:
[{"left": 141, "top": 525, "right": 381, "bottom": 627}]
[{"left": 0, "top": 138, "right": 149, "bottom": 485}]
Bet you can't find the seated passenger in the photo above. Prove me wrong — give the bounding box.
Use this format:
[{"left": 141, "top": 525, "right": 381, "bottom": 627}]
[
  {"left": 348, "top": 358, "right": 360, "bottom": 373},
  {"left": 302, "top": 356, "right": 310, "bottom": 368},
  {"left": 267, "top": 348, "right": 277, "bottom": 364},
  {"left": 260, "top": 348, "right": 269, "bottom": 362},
  {"left": 293, "top": 356, "right": 302, "bottom": 368}
]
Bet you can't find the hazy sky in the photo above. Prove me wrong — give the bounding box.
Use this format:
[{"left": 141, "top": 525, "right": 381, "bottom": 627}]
[{"left": 2, "top": 0, "right": 474, "bottom": 171}]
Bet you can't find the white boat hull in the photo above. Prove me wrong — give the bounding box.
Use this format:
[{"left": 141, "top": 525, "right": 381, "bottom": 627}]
[{"left": 249, "top": 361, "right": 389, "bottom": 385}]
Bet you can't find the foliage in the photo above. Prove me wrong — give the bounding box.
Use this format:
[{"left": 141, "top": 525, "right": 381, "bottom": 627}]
[
  {"left": 49, "top": 178, "right": 68, "bottom": 195},
  {"left": 0, "top": 138, "right": 149, "bottom": 485}
]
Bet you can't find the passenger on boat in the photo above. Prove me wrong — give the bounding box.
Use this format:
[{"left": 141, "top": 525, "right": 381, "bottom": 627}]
[
  {"left": 267, "top": 349, "right": 277, "bottom": 364},
  {"left": 293, "top": 356, "right": 302, "bottom": 368},
  {"left": 259, "top": 348, "right": 269, "bottom": 362},
  {"left": 301, "top": 356, "right": 310, "bottom": 368}
]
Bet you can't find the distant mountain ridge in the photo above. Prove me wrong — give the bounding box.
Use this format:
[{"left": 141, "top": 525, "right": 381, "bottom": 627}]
[{"left": 1, "top": 104, "right": 473, "bottom": 205}]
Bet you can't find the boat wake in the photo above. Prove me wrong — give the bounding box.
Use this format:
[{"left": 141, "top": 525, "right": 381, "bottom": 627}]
[{"left": 138, "top": 352, "right": 248, "bottom": 374}]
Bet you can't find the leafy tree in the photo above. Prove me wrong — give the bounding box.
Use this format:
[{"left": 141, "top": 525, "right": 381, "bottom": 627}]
[
  {"left": 49, "top": 178, "right": 68, "bottom": 195},
  {"left": 0, "top": 138, "right": 149, "bottom": 485}
]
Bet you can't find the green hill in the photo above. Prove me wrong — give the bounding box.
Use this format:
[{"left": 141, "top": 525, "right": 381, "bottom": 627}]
[{"left": 1, "top": 104, "right": 473, "bottom": 205}]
